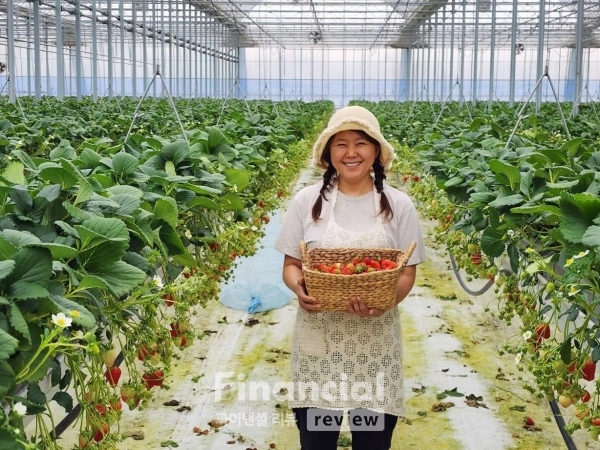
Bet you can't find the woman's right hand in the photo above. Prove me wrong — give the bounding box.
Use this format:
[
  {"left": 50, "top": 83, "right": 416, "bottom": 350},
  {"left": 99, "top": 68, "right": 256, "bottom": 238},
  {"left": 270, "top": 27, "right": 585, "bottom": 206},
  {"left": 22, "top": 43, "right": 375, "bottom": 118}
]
[{"left": 296, "top": 277, "right": 321, "bottom": 313}]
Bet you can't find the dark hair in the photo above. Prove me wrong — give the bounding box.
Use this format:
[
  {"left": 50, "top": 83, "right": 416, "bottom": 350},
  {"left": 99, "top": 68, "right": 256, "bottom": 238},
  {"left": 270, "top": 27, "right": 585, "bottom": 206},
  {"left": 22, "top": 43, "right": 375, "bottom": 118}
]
[{"left": 311, "top": 130, "right": 393, "bottom": 221}]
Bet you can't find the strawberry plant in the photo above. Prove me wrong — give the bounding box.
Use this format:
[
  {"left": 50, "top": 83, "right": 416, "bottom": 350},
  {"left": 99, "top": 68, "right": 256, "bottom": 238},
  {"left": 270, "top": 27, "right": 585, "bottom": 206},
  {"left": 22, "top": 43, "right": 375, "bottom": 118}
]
[
  {"left": 0, "top": 98, "right": 333, "bottom": 449},
  {"left": 362, "top": 100, "right": 600, "bottom": 441}
]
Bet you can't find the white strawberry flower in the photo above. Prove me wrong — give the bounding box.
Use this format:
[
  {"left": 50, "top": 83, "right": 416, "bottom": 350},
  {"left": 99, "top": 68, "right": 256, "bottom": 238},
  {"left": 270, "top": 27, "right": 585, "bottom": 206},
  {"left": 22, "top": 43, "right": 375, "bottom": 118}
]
[
  {"left": 185, "top": 229, "right": 192, "bottom": 239},
  {"left": 251, "top": 226, "right": 258, "bottom": 232},
  {"left": 522, "top": 331, "right": 532, "bottom": 340},
  {"left": 13, "top": 402, "right": 27, "bottom": 416},
  {"left": 574, "top": 250, "right": 590, "bottom": 259},
  {"left": 52, "top": 312, "right": 73, "bottom": 328},
  {"left": 568, "top": 285, "right": 581, "bottom": 297},
  {"left": 515, "top": 353, "right": 523, "bottom": 365},
  {"left": 152, "top": 275, "right": 164, "bottom": 289}
]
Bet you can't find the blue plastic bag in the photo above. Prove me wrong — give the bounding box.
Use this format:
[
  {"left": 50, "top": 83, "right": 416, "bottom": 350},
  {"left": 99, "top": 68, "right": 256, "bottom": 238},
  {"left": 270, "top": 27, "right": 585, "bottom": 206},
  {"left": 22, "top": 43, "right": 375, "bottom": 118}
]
[
  {"left": 220, "top": 280, "right": 290, "bottom": 314},
  {"left": 219, "top": 209, "right": 292, "bottom": 314}
]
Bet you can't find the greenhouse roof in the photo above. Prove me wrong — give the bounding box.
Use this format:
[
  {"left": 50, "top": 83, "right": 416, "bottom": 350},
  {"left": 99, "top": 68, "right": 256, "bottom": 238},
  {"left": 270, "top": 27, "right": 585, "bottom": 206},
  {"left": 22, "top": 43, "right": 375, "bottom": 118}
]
[{"left": 2, "top": 0, "right": 600, "bottom": 49}]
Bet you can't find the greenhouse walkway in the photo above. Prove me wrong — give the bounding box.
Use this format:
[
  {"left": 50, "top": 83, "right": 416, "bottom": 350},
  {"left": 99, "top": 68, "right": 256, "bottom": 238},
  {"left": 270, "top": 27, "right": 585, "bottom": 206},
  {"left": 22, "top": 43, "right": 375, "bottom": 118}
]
[{"left": 61, "top": 164, "right": 600, "bottom": 450}]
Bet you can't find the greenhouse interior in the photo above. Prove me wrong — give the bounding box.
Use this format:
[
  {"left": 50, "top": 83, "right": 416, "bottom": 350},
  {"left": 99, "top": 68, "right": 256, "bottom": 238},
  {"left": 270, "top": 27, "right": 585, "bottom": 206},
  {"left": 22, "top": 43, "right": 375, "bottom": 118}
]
[{"left": 2, "top": 1, "right": 600, "bottom": 450}]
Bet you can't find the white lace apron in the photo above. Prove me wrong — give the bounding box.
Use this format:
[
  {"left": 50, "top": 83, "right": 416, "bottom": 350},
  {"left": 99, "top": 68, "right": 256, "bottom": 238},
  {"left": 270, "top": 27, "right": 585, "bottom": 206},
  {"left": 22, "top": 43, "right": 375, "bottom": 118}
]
[{"left": 290, "top": 184, "right": 405, "bottom": 417}]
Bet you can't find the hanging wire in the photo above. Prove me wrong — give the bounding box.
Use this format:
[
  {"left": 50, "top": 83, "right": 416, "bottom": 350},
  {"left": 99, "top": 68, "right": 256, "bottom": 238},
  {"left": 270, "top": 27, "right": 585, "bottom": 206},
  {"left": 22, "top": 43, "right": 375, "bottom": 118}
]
[
  {"left": 124, "top": 64, "right": 189, "bottom": 148},
  {"left": 0, "top": 75, "right": 27, "bottom": 121}
]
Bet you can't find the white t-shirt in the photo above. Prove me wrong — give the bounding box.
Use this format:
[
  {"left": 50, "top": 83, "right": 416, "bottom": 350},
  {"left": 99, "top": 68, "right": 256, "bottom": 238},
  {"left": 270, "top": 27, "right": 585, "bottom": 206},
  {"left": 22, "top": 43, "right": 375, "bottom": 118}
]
[{"left": 275, "top": 181, "right": 426, "bottom": 265}]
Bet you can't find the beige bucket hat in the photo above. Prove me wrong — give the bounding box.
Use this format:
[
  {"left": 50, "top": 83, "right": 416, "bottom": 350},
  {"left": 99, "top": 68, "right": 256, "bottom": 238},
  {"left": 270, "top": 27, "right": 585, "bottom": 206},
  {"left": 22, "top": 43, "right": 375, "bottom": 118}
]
[{"left": 312, "top": 105, "right": 396, "bottom": 171}]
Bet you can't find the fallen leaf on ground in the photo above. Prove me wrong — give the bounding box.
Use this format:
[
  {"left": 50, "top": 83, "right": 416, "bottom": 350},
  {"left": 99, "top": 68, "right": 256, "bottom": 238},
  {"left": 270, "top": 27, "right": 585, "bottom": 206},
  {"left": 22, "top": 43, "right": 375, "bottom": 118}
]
[
  {"left": 431, "top": 402, "right": 455, "bottom": 412},
  {"left": 123, "top": 430, "right": 145, "bottom": 440},
  {"left": 192, "top": 427, "right": 209, "bottom": 435},
  {"left": 176, "top": 406, "right": 192, "bottom": 412},
  {"left": 269, "top": 322, "right": 279, "bottom": 325},
  {"left": 204, "top": 330, "right": 218, "bottom": 335},
  {"left": 268, "top": 348, "right": 290, "bottom": 354},
  {"left": 208, "top": 419, "right": 229, "bottom": 428},
  {"left": 163, "top": 400, "right": 180, "bottom": 406},
  {"left": 412, "top": 385, "right": 427, "bottom": 394},
  {"left": 227, "top": 441, "right": 236, "bottom": 444},
  {"left": 245, "top": 318, "right": 260, "bottom": 327},
  {"left": 523, "top": 424, "right": 542, "bottom": 432}
]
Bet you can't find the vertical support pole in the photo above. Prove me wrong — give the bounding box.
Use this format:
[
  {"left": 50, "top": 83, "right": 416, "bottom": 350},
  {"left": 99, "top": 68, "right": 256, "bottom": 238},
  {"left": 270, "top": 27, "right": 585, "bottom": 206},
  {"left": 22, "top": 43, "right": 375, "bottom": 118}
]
[
  {"left": 197, "top": 12, "right": 206, "bottom": 97},
  {"left": 168, "top": 0, "right": 173, "bottom": 95},
  {"left": 459, "top": 0, "right": 465, "bottom": 105},
  {"left": 441, "top": 4, "right": 446, "bottom": 100},
  {"left": 27, "top": 10, "right": 32, "bottom": 96},
  {"left": 152, "top": 0, "right": 157, "bottom": 98},
  {"left": 509, "top": 0, "right": 518, "bottom": 107},
  {"left": 175, "top": 2, "right": 180, "bottom": 97},
  {"left": 427, "top": 20, "right": 431, "bottom": 96},
  {"left": 382, "top": 47, "right": 388, "bottom": 100},
  {"left": 120, "top": 0, "right": 125, "bottom": 97},
  {"left": 132, "top": 0, "right": 137, "bottom": 98},
  {"left": 342, "top": 48, "right": 346, "bottom": 105},
  {"left": 75, "top": 0, "right": 82, "bottom": 100},
  {"left": 107, "top": 0, "right": 113, "bottom": 99},
  {"left": 420, "top": 38, "right": 425, "bottom": 95},
  {"left": 362, "top": 48, "right": 366, "bottom": 99},
  {"left": 279, "top": 48, "right": 283, "bottom": 101},
  {"left": 214, "top": 20, "right": 218, "bottom": 98},
  {"left": 7, "top": 0, "right": 16, "bottom": 102},
  {"left": 473, "top": 0, "right": 480, "bottom": 104},
  {"left": 161, "top": 0, "right": 166, "bottom": 95},
  {"left": 195, "top": 7, "right": 199, "bottom": 97},
  {"left": 433, "top": 11, "right": 438, "bottom": 101},
  {"left": 300, "top": 47, "right": 303, "bottom": 100},
  {"left": 405, "top": 47, "right": 412, "bottom": 102},
  {"left": 55, "top": 0, "right": 64, "bottom": 100},
  {"left": 91, "top": 0, "right": 98, "bottom": 100},
  {"left": 572, "top": 0, "right": 585, "bottom": 116},
  {"left": 413, "top": 46, "right": 417, "bottom": 99},
  {"left": 449, "top": 0, "right": 455, "bottom": 100},
  {"left": 488, "top": 0, "right": 496, "bottom": 106},
  {"left": 182, "top": 0, "right": 187, "bottom": 98},
  {"left": 189, "top": 5, "right": 193, "bottom": 97},
  {"left": 45, "top": 24, "right": 50, "bottom": 96},
  {"left": 34, "top": 0, "right": 42, "bottom": 100},
  {"left": 204, "top": 14, "right": 208, "bottom": 98},
  {"left": 535, "top": 0, "right": 546, "bottom": 111},
  {"left": 143, "top": 0, "right": 148, "bottom": 97}
]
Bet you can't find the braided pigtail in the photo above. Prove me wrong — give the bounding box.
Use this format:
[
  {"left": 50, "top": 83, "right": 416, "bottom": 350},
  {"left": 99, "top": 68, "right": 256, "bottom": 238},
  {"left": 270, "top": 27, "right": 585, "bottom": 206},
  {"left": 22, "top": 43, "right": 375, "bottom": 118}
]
[
  {"left": 373, "top": 158, "right": 393, "bottom": 221},
  {"left": 311, "top": 165, "right": 336, "bottom": 221}
]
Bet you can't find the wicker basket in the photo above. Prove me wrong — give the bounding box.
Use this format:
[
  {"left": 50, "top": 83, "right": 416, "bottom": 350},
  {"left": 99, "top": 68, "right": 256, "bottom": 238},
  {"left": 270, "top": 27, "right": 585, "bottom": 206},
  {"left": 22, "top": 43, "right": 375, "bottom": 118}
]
[{"left": 300, "top": 241, "right": 416, "bottom": 311}]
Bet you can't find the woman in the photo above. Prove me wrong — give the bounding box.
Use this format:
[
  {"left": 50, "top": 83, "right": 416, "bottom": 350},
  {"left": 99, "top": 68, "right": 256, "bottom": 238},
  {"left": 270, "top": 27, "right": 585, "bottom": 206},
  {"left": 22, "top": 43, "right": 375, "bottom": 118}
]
[{"left": 274, "top": 105, "right": 426, "bottom": 450}]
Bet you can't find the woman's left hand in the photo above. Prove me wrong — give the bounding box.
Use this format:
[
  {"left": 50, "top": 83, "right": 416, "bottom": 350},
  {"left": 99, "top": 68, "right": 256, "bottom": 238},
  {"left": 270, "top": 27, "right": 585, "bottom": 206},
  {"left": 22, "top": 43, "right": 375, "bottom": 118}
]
[{"left": 345, "top": 296, "right": 383, "bottom": 318}]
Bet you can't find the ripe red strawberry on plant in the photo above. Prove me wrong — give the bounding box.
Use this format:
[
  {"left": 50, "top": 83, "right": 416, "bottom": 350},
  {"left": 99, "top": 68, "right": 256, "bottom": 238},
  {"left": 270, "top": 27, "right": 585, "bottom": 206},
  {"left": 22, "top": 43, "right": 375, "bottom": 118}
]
[
  {"left": 470, "top": 253, "right": 482, "bottom": 265},
  {"left": 95, "top": 404, "right": 107, "bottom": 416},
  {"left": 110, "top": 399, "right": 123, "bottom": 411},
  {"left": 162, "top": 293, "right": 174, "bottom": 307},
  {"left": 581, "top": 391, "right": 591, "bottom": 403},
  {"left": 534, "top": 323, "right": 550, "bottom": 343},
  {"left": 105, "top": 366, "right": 122, "bottom": 386},
  {"left": 143, "top": 370, "right": 164, "bottom": 389},
  {"left": 137, "top": 344, "right": 157, "bottom": 361},
  {"left": 93, "top": 423, "right": 109, "bottom": 442},
  {"left": 581, "top": 359, "right": 596, "bottom": 381}
]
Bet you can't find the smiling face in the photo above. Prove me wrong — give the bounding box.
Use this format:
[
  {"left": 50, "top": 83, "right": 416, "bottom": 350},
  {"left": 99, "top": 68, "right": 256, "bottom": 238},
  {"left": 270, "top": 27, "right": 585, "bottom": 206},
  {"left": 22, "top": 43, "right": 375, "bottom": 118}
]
[{"left": 327, "top": 130, "right": 380, "bottom": 192}]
